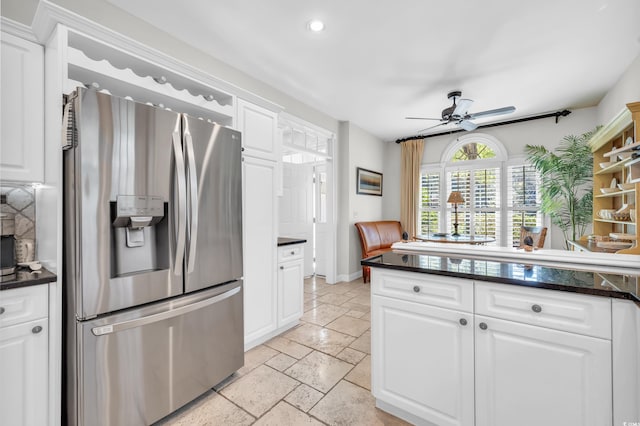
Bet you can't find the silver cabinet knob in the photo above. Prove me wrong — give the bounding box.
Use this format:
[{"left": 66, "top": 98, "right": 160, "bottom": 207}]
[
  {"left": 290, "top": 251, "right": 295, "bottom": 255},
  {"left": 0, "top": 307, "right": 4, "bottom": 315},
  {"left": 413, "top": 286, "right": 420, "bottom": 293},
  {"left": 279, "top": 266, "right": 284, "bottom": 270},
  {"left": 459, "top": 318, "right": 468, "bottom": 326},
  {"left": 32, "top": 326, "right": 43, "bottom": 334},
  {"left": 479, "top": 322, "right": 488, "bottom": 330},
  {"left": 532, "top": 304, "right": 542, "bottom": 313}
]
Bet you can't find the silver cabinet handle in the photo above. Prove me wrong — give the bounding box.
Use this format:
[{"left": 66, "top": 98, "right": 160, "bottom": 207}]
[
  {"left": 172, "top": 129, "right": 187, "bottom": 276},
  {"left": 479, "top": 322, "right": 488, "bottom": 330},
  {"left": 92, "top": 286, "right": 241, "bottom": 336},
  {"left": 183, "top": 122, "right": 199, "bottom": 274},
  {"left": 0, "top": 307, "right": 4, "bottom": 315},
  {"left": 280, "top": 266, "right": 284, "bottom": 270},
  {"left": 32, "top": 326, "right": 43, "bottom": 334},
  {"left": 459, "top": 318, "right": 468, "bottom": 326},
  {"left": 290, "top": 251, "right": 295, "bottom": 255},
  {"left": 413, "top": 286, "right": 420, "bottom": 293},
  {"left": 532, "top": 304, "right": 542, "bottom": 313}
]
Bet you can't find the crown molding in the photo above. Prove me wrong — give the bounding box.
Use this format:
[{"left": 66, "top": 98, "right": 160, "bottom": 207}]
[
  {"left": 1, "top": 17, "right": 38, "bottom": 43},
  {"left": 31, "top": 0, "right": 283, "bottom": 113}
]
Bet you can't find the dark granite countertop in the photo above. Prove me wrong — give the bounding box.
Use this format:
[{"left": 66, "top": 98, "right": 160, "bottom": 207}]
[
  {"left": 278, "top": 237, "right": 307, "bottom": 247},
  {"left": 362, "top": 252, "right": 640, "bottom": 304},
  {"left": 0, "top": 267, "right": 57, "bottom": 291}
]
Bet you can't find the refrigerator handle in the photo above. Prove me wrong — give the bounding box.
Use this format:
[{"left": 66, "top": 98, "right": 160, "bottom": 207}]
[
  {"left": 91, "top": 286, "right": 241, "bottom": 336},
  {"left": 184, "top": 128, "right": 199, "bottom": 274},
  {"left": 173, "top": 130, "right": 187, "bottom": 275}
]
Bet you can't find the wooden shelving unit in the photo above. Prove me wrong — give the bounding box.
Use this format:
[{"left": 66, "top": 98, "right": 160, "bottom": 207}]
[{"left": 589, "top": 102, "right": 640, "bottom": 255}]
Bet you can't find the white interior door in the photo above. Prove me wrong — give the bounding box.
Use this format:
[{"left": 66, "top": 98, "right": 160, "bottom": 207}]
[{"left": 279, "top": 162, "right": 314, "bottom": 276}]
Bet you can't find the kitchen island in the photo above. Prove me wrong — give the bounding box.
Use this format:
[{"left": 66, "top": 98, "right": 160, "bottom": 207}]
[{"left": 363, "top": 251, "right": 640, "bottom": 426}]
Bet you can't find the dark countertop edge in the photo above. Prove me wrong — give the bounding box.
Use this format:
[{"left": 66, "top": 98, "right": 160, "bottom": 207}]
[
  {"left": 0, "top": 268, "right": 57, "bottom": 291},
  {"left": 362, "top": 257, "right": 640, "bottom": 305},
  {"left": 278, "top": 237, "right": 308, "bottom": 246}
]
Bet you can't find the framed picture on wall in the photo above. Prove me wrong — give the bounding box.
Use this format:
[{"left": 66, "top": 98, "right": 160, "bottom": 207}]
[{"left": 356, "top": 167, "right": 383, "bottom": 196}]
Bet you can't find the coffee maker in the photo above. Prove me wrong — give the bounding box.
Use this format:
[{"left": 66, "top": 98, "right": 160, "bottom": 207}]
[{"left": 0, "top": 211, "right": 16, "bottom": 275}]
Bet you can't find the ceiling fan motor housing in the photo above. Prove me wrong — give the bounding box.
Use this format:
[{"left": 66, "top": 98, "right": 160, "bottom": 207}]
[{"left": 442, "top": 90, "right": 463, "bottom": 120}]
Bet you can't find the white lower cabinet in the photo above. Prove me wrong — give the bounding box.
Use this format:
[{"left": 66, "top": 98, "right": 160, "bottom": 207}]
[
  {"left": 277, "top": 245, "right": 304, "bottom": 327},
  {"left": 371, "top": 268, "right": 617, "bottom": 426},
  {"left": 475, "top": 314, "right": 611, "bottom": 426},
  {"left": 372, "top": 295, "right": 474, "bottom": 426},
  {"left": 0, "top": 285, "right": 48, "bottom": 426}
]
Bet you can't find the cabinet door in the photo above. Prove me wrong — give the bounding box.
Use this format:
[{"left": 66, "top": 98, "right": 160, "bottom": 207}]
[
  {"left": 237, "top": 99, "right": 278, "bottom": 161},
  {"left": 242, "top": 156, "right": 277, "bottom": 346},
  {"left": 277, "top": 258, "right": 304, "bottom": 327},
  {"left": 0, "top": 317, "right": 48, "bottom": 426},
  {"left": 372, "top": 295, "right": 474, "bottom": 426},
  {"left": 475, "top": 315, "right": 612, "bottom": 426},
  {"left": 0, "top": 32, "right": 44, "bottom": 183}
]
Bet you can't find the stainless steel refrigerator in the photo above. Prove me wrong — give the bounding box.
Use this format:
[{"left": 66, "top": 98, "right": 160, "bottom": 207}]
[{"left": 62, "top": 87, "right": 244, "bottom": 426}]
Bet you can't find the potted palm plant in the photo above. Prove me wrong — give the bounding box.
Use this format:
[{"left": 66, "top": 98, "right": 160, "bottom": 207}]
[{"left": 525, "top": 128, "right": 599, "bottom": 249}]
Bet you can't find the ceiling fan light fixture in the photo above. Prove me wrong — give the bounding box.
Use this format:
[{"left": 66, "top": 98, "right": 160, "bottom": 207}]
[{"left": 307, "top": 19, "right": 325, "bottom": 32}]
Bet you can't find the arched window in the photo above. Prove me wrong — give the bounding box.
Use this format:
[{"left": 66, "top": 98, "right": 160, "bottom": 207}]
[{"left": 419, "top": 134, "right": 542, "bottom": 247}]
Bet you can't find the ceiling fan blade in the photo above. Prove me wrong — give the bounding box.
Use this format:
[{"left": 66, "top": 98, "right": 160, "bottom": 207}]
[
  {"left": 459, "top": 120, "right": 478, "bottom": 131},
  {"left": 416, "top": 122, "right": 447, "bottom": 133},
  {"left": 405, "top": 116, "right": 442, "bottom": 121},
  {"left": 453, "top": 98, "right": 474, "bottom": 117},
  {"left": 467, "top": 106, "right": 516, "bottom": 120}
]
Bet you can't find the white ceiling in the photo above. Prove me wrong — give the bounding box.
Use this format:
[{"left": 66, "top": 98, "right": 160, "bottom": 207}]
[{"left": 106, "top": 0, "right": 640, "bottom": 141}]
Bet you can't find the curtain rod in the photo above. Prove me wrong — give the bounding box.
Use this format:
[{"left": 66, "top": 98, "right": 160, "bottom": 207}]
[{"left": 395, "top": 109, "right": 572, "bottom": 143}]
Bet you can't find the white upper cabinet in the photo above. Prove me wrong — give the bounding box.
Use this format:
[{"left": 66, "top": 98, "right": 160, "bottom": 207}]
[
  {"left": 237, "top": 99, "right": 278, "bottom": 161},
  {"left": 1, "top": 32, "right": 44, "bottom": 183}
]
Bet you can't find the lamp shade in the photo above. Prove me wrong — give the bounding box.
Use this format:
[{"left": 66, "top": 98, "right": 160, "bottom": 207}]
[{"left": 447, "top": 191, "right": 464, "bottom": 204}]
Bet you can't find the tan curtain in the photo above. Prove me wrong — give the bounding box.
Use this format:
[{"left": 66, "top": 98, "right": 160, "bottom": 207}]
[{"left": 400, "top": 138, "right": 425, "bottom": 239}]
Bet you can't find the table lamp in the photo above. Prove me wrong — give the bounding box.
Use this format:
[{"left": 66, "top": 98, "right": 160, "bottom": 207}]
[{"left": 447, "top": 191, "right": 464, "bottom": 236}]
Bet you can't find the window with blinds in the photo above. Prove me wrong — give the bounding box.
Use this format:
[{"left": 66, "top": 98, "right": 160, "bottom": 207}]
[
  {"left": 447, "top": 168, "right": 500, "bottom": 244},
  {"left": 507, "top": 164, "right": 542, "bottom": 247},
  {"left": 420, "top": 171, "right": 440, "bottom": 235}
]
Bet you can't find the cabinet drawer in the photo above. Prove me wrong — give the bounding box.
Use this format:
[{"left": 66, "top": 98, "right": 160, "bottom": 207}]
[
  {"left": 475, "top": 282, "right": 611, "bottom": 339},
  {"left": 0, "top": 285, "right": 48, "bottom": 329},
  {"left": 278, "top": 244, "right": 304, "bottom": 262},
  {"left": 371, "top": 268, "right": 473, "bottom": 312}
]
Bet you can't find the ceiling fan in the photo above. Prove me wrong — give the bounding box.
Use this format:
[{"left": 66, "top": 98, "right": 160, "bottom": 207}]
[{"left": 406, "top": 91, "right": 516, "bottom": 132}]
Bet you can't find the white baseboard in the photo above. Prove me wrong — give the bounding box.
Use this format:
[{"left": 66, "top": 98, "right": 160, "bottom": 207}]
[
  {"left": 336, "top": 270, "right": 363, "bottom": 283},
  {"left": 244, "top": 321, "right": 299, "bottom": 351}
]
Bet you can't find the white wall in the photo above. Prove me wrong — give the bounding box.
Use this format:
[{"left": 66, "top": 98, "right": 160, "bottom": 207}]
[
  {"left": 597, "top": 53, "right": 640, "bottom": 124},
  {"left": 384, "top": 107, "right": 599, "bottom": 250},
  {"left": 336, "top": 122, "right": 386, "bottom": 280}
]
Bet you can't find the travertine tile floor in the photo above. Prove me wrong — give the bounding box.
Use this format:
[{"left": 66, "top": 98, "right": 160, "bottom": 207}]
[{"left": 156, "top": 276, "right": 410, "bottom": 426}]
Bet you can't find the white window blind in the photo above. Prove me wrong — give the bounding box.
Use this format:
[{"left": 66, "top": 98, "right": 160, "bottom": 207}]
[
  {"left": 507, "top": 164, "right": 542, "bottom": 247},
  {"left": 420, "top": 171, "right": 440, "bottom": 235},
  {"left": 447, "top": 168, "right": 500, "bottom": 244}
]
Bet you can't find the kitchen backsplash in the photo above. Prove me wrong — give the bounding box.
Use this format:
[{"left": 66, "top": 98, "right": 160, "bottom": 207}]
[{"left": 0, "top": 185, "right": 36, "bottom": 240}]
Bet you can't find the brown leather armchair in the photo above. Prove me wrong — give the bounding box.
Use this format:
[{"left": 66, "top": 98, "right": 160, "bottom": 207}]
[{"left": 355, "top": 221, "right": 403, "bottom": 283}]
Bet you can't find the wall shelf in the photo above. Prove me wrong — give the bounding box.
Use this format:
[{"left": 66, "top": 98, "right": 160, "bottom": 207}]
[
  {"left": 595, "top": 189, "right": 635, "bottom": 198},
  {"left": 594, "top": 157, "right": 632, "bottom": 175}
]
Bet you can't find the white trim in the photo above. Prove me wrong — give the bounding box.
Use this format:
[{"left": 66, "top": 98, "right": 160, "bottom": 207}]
[
  {"left": 280, "top": 112, "right": 335, "bottom": 139},
  {"left": 31, "top": 0, "right": 283, "bottom": 113},
  {"left": 337, "top": 270, "right": 363, "bottom": 283},
  {"left": 441, "top": 132, "right": 508, "bottom": 164},
  {"left": 1, "top": 17, "right": 39, "bottom": 43}
]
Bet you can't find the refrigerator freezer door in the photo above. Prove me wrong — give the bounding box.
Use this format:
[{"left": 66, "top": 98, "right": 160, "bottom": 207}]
[
  {"left": 74, "top": 281, "right": 244, "bottom": 426},
  {"left": 182, "top": 116, "right": 243, "bottom": 292},
  {"left": 65, "top": 89, "right": 183, "bottom": 319}
]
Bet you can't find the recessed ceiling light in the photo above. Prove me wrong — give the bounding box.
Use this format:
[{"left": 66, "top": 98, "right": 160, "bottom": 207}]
[{"left": 307, "top": 19, "right": 325, "bottom": 32}]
